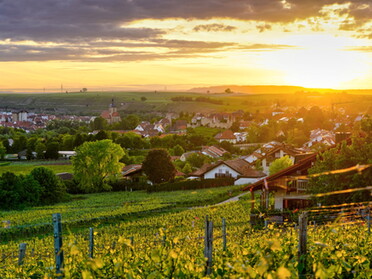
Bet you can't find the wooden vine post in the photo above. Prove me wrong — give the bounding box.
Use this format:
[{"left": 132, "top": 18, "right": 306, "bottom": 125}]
[
  {"left": 89, "top": 228, "right": 94, "bottom": 258},
  {"left": 53, "top": 213, "right": 64, "bottom": 278},
  {"left": 204, "top": 216, "right": 213, "bottom": 276},
  {"left": 298, "top": 211, "right": 308, "bottom": 279},
  {"left": 18, "top": 243, "right": 27, "bottom": 266},
  {"left": 222, "top": 218, "right": 227, "bottom": 251}
]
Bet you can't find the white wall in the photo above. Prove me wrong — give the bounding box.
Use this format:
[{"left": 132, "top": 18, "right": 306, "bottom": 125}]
[{"left": 204, "top": 164, "right": 239, "bottom": 179}]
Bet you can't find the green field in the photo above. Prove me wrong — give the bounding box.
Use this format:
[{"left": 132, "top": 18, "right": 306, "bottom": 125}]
[
  {"left": 0, "top": 185, "right": 242, "bottom": 229},
  {"left": 0, "top": 196, "right": 370, "bottom": 278},
  {"left": 1, "top": 91, "right": 371, "bottom": 115},
  {"left": 0, "top": 161, "right": 73, "bottom": 175}
]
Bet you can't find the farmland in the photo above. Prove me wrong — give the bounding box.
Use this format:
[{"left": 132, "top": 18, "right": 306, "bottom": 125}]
[
  {"left": 0, "top": 197, "right": 370, "bottom": 278},
  {"left": 0, "top": 161, "right": 73, "bottom": 175},
  {"left": 1, "top": 90, "right": 371, "bottom": 116}
]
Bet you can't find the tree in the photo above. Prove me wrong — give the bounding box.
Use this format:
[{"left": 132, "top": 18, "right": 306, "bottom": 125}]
[
  {"left": 182, "top": 162, "right": 192, "bottom": 174},
  {"left": 141, "top": 97, "right": 147, "bottom": 102},
  {"left": 307, "top": 138, "right": 372, "bottom": 205},
  {"left": 45, "top": 142, "right": 59, "bottom": 159},
  {"left": 172, "top": 144, "right": 185, "bottom": 156},
  {"left": 0, "top": 141, "right": 6, "bottom": 159},
  {"left": 186, "top": 152, "right": 208, "bottom": 169},
  {"left": 269, "top": 155, "right": 293, "bottom": 175},
  {"left": 73, "top": 140, "right": 125, "bottom": 193},
  {"left": 30, "top": 167, "right": 67, "bottom": 204},
  {"left": 142, "top": 149, "right": 176, "bottom": 184},
  {"left": 91, "top": 117, "right": 107, "bottom": 130},
  {"left": 35, "top": 142, "right": 46, "bottom": 159}
]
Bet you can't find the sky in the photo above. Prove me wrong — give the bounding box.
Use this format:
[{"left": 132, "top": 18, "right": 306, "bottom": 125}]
[{"left": 0, "top": 0, "right": 371, "bottom": 91}]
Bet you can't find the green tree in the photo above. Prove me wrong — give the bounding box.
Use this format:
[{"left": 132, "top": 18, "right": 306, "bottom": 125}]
[
  {"left": 35, "top": 142, "right": 46, "bottom": 159},
  {"left": 73, "top": 140, "right": 125, "bottom": 193},
  {"left": 141, "top": 97, "right": 147, "bottom": 101},
  {"left": 91, "top": 117, "right": 107, "bottom": 130},
  {"left": 307, "top": 138, "right": 372, "bottom": 205},
  {"left": 0, "top": 141, "right": 6, "bottom": 159},
  {"left": 30, "top": 167, "right": 67, "bottom": 205},
  {"left": 172, "top": 144, "right": 185, "bottom": 156},
  {"left": 182, "top": 162, "right": 192, "bottom": 174},
  {"left": 142, "top": 149, "right": 176, "bottom": 184},
  {"left": 186, "top": 152, "right": 209, "bottom": 169},
  {"left": 45, "top": 142, "right": 59, "bottom": 159},
  {"left": 269, "top": 155, "right": 293, "bottom": 175}
]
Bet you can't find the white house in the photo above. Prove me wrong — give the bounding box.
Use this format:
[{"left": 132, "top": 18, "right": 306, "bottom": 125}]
[{"left": 188, "top": 158, "right": 266, "bottom": 185}]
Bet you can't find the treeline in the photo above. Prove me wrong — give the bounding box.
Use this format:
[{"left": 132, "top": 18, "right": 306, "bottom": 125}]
[
  {"left": 0, "top": 167, "right": 68, "bottom": 210},
  {"left": 171, "top": 96, "right": 223, "bottom": 105}
]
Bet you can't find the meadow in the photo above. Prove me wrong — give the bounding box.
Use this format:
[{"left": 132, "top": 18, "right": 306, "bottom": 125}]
[{"left": 0, "top": 161, "right": 73, "bottom": 175}]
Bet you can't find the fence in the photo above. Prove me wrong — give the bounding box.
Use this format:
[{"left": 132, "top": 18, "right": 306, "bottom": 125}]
[{"left": 1, "top": 203, "right": 371, "bottom": 278}]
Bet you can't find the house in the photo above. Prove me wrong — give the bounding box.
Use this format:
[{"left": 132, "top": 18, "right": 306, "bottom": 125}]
[
  {"left": 242, "top": 141, "right": 311, "bottom": 174},
  {"left": 243, "top": 135, "right": 354, "bottom": 211},
  {"left": 214, "top": 130, "right": 237, "bottom": 144},
  {"left": 201, "top": 146, "right": 229, "bottom": 159},
  {"left": 233, "top": 132, "right": 247, "bottom": 143},
  {"left": 242, "top": 154, "right": 316, "bottom": 210},
  {"left": 188, "top": 158, "right": 266, "bottom": 185},
  {"left": 100, "top": 99, "right": 121, "bottom": 125},
  {"left": 58, "top": 151, "right": 76, "bottom": 159},
  {"left": 122, "top": 164, "right": 144, "bottom": 182},
  {"left": 134, "top": 121, "right": 164, "bottom": 137},
  {"left": 303, "top": 129, "right": 335, "bottom": 149},
  {"left": 171, "top": 120, "right": 188, "bottom": 132}
]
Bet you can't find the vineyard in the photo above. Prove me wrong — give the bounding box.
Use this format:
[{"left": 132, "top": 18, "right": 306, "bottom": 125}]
[{"left": 1, "top": 197, "right": 371, "bottom": 278}]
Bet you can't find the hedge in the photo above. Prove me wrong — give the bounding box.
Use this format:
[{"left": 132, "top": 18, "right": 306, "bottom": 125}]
[{"left": 147, "top": 177, "right": 235, "bottom": 192}]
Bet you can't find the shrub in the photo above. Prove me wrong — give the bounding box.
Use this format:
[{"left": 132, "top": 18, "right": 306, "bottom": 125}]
[{"left": 147, "top": 177, "right": 235, "bottom": 192}]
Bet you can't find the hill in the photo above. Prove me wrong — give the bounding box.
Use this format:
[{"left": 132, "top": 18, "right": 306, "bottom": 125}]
[{"left": 188, "top": 85, "right": 372, "bottom": 95}]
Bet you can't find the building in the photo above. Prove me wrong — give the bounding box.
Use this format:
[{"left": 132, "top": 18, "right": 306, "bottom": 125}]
[
  {"left": 189, "top": 158, "right": 266, "bottom": 185},
  {"left": 214, "top": 130, "right": 237, "bottom": 144},
  {"left": 100, "top": 99, "right": 121, "bottom": 125}
]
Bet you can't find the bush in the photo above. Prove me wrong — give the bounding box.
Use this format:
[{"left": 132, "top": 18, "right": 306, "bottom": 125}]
[
  {"left": 110, "top": 178, "right": 149, "bottom": 192},
  {"left": 147, "top": 177, "right": 235, "bottom": 192},
  {"left": 30, "top": 167, "right": 68, "bottom": 204}
]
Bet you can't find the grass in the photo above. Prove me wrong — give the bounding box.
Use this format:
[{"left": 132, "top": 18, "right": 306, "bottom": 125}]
[
  {"left": 0, "top": 161, "right": 73, "bottom": 175},
  {"left": 1, "top": 91, "right": 371, "bottom": 115},
  {"left": 0, "top": 185, "right": 242, "bottom": 227}
]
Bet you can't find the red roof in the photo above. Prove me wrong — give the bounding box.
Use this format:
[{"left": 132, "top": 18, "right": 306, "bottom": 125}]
[{"left": 215, "top": 130, "right": 236, "bottom": 140}]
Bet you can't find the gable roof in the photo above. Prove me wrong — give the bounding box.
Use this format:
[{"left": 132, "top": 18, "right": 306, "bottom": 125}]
[
  {"left": 189, "top": 159, "right": 265, "bottom": 178},
  {"left": 215, "top": 130, "right": 236, "bottom": 140},
  {"left": 122, "top": 164, "right": 143, "bottom": 176}
]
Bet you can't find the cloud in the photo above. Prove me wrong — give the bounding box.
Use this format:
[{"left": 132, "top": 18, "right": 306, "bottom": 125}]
[
  {"left": 193, "top": 24, "right": 237, "bottom": 32},
  {"left": 0, "top": 41, "right": 295, "bottom": 62},
  {"left": 1, "top": 0, "right": 371, "bottom": 43},
  {"left": 346, "top": 46, "right": 372, "bottom": 52}
]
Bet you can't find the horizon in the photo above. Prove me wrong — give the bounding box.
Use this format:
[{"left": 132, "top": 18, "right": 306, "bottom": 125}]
[{"left": 0, "top": 1, "right": 371, "bottom": 90}]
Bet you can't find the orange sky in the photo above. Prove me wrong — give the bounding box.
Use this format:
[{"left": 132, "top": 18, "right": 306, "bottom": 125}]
[{"left": 0, "top": 1, "right": 371, "bottom": 91}]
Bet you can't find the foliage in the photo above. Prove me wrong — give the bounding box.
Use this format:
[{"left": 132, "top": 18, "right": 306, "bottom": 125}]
[
  {"left": 182, "top": 162, "right": 192, "bottom": 174},
  {"left": 2, "top": 198, "right": 371, "bottom": 278},
  {"left": 91, "top": 117, "right": 107, "bottom": 130},
  {"left": 30, "top": 167, "right": 68, "bottom": 204},
  {"left": 44, "top": 141, "right": 59, "bottom": 159},
  {"left": 269, "top": 155, "right": 294, "bottom": 175},
  {"left": 35, "top": 142, "right": 46, "bottom": 159},
  {"left": 73, "top": 140, "right": 125, "bottom": 193},
  {"left": 142, "top": 149, "right": 176, "bottom": 184},
  {"left": 172, "top": 144, "right": 185, "bottom": 156},
  {"left": 307, "top": 137, "right": 372, "bottom": 205},
  {"left": 186, "top": 152, "right": 210, "bottom": 169},
  {"left": 147, "top": 177, "right": 235, "bottom": 192},
  {"left": 0, "top": 141, "right": 6, "bottom": 159},
  {"left": 0, "top": 171, "right": 43, "bottom": 209}
]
